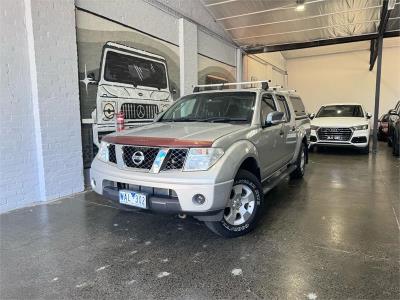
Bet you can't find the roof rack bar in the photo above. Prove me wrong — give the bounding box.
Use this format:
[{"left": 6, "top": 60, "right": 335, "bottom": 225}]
[
  {"left": 193, "top": 80, "right": 271, "bottom": 92},
  {"left": 195, "top": 80, "right": 269, "bottom": 88}
]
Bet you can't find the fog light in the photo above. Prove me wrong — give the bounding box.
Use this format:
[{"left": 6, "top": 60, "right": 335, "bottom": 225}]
[
  {"left": 90, "top": 178, "right": 96, "bottom": 189},
  {"left": 192, "top": 194, "right": 206, "bottom": 205}
]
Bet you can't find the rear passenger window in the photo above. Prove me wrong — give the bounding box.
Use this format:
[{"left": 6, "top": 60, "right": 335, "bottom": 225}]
[
  {"left": 261, "top": 94, "right": 276, "bottom": 122},
  {"left": 290, "top": 96, "right": 307, "bottom": 118},
  {"left": 276, "top": 95, "right": 291, "bottom": 122}
]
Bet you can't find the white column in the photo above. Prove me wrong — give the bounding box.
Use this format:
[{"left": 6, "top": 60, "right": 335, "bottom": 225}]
[
  {"left": 179, "top": 18, "right": 198, "bottom": 96},
  {"left": 26, "top": 0, "right": 84, "bottom": 200},
  {"left": 236, "top": 48, "right": 243, "bottom": 83}
]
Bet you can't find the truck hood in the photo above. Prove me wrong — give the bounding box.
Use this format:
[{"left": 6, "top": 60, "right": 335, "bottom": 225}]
[
  {"left": 104, "top": 122, "right": 248, "bottom": 147},
  {"left": 311, "top": 117, "right": 369, "bottom": 128},
  {"left": 99, "top": 84, "right": 170, "bottom": 101}
]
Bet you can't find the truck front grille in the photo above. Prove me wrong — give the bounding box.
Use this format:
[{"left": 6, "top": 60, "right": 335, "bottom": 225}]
[
  {"left": 121, "top": 103, "right": 158, "bottom": 120},
  {"left": 122, "top": 146, "right": 159, "bottom": 169},
  {"left": 163, "top": 149, "right": 188, "bottom": 170},
  {"left": 107, "top": 145, "right": 188, "bottom": 172},
  {"left": 317, "top": 127, "right": 352, "bottom": 141},
  {"left": 108, "top": 144, "right": 117, "bottom": 163}
]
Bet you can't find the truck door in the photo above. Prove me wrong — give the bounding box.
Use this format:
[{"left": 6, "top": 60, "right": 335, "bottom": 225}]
[
  {"left": 258, "top": 93, "right": 285, "bottom": 177},
  {"left": 275, "top": 94, "right": 297, "bottom": 163}
]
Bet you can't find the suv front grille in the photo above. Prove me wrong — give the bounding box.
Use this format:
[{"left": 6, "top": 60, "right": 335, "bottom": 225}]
[
  {"left": 122, "top": 146, "right": 159, "bottom": 169},
  {"left": 317, "top": 127, "right": 352, "bottom": 141},
  {"left": 121, "top": 103, "right": 158, "bottom": 120}
]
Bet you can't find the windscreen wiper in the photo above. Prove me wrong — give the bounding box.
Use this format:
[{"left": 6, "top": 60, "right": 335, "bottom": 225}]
[
  {"left": 161, "top": 117, "right": 207, "bottom": 122},
  {"left": 204, "top": 117, "right": 248, "bottom": 123}
]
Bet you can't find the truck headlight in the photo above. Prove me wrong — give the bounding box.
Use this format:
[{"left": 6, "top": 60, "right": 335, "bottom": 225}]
[
  {"left": 102, "top": 102, "right": 116, "bottom": 120},
  {"left": 183, "top": 148, "right": 224, "bottom": 171},
  {"left": 97, "top": 141, "right": 109, "bottom": 162},
  {"left": 311, "top": 125, "right": 319, "bottom": 130},
  {"left": 352, "top": 125, "right": 368, "bottom": 130}
]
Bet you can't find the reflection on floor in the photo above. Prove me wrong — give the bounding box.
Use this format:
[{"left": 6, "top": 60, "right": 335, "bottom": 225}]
[{"left": 1, "top": 142, "right": 399, "bottom": 299}]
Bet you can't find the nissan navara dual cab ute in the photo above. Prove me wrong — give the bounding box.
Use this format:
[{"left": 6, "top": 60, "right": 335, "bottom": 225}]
[{"left": 90, "top": 82, "right": 310, "bottom": 237}]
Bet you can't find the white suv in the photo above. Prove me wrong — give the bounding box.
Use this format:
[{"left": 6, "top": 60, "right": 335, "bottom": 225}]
[{"left": 309, "top": 103, "right": 371, "bottom": 154}]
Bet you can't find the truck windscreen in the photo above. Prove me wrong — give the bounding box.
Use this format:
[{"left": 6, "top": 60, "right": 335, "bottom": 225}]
[{"left": 104, "top": 50, "right": 167, "bottom": 89}]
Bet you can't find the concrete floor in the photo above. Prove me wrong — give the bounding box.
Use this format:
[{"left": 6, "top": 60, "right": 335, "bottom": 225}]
[{"left": 1, "top": 143, "right": 399, "bottom": 299}]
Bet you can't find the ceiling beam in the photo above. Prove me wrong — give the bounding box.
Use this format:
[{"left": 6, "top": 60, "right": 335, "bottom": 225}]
[
  {"left": 243, "top": 30, "right": 399, "bottom": 54},
  {"left": 244, "top": 34, "right": 377, "bottom": 54},
  {"left": 370, "top": 0, "right": 392, "bottom": 71}
]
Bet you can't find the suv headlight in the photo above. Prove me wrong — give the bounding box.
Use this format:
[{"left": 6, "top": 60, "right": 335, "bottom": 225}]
[
  {"left": 183, "top": 148, "right": 224, "bottom": 171},
  {"left": 97, "top": 141, "right": 109, "bottom": 162},
  {"left": 352, "top": 124, "right": 368, "bottom": 130},
  {"left": 311, "top": 125, "right": 319, "bottom": 130}
]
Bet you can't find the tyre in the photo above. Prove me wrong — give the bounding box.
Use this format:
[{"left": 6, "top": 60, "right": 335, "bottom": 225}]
[
  {"left": 290, "top": 143, "right": 306, "bottom": 179},
  {"left": 204, "top": 170, "right": 263, "bottom": 238}
]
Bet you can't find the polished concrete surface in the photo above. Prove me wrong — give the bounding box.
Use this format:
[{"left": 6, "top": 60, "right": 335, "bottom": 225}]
[{"left": 1, "top": 143, "right": 399, "bottom": 299}]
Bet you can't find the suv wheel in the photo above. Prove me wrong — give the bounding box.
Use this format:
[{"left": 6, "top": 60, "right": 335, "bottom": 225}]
[
  {"left": 290, "top": 143, "right": 306, "bottom": 179},
  {"left": 204, "top": 170, "right": 263, "bottom": 238}
]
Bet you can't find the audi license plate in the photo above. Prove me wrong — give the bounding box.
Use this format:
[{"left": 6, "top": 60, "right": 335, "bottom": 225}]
[
  {"left": 326, "top": 135, "right": 341, "bottom": 140},
  {"left": 119, "top": 190, "right": 147, "bottom": 209}
]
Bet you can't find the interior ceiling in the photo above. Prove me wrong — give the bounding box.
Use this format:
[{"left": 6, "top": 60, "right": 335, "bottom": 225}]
[{"left": 203, "top": 0, "right": 400, "bottom": 50}]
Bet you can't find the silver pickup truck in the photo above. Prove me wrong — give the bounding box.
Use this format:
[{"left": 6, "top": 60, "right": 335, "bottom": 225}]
[{"left": 90, "top": 82, "right": 310, "bottom": 237}]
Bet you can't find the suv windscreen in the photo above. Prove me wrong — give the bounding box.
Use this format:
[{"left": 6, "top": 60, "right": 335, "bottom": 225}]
[
  {"left": 161, "top": 92, "right": 256, "bottom": 124},
  {"left": 316, "top": 105, "right": 364, "bottom": 118},
  {"left": 104, "top": 50, "right": 167, "bottom": 89}
]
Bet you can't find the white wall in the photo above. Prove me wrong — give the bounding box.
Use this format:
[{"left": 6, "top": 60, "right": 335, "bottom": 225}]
[
  {"left": 0, "top": 0, "right": 41, "bottom": 212},
  {"left": 0, "top": 0, "right": 84, "bottom": 213},
  {"left": 243, "top": 52, "right": 287, "bottom": 87},
  {"left": 287, "top": 45, "right": 400, "bottom": 116}
]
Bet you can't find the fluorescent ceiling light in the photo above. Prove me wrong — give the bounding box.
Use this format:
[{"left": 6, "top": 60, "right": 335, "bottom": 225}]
[{"left": 296, "top": 0, "right": 306, "bottom": 11}]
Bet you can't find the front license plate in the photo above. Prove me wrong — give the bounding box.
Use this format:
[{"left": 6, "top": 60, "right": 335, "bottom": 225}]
[
  {"left": 327, "top": 135, "right": 341, "bottom": 140},
  {"left": 119, "top": 190, "right": 147, "bottom": 209}
]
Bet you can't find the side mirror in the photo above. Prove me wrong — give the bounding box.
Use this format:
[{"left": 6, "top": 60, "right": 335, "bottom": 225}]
[
  {"left": 265, "top": 111, "right": 285, "bottom": 127},
  {"left": 171, "top": 88, "right": 177, "bottom": 95},
  {"left": 389, "top": 109, "right": 398, "bottom": 116},
  {"left": 308, "top": 113, "right": 315, "bottom": 120},
  {"left": 366, "top": 112, "right": 372, "bottom": 119}
]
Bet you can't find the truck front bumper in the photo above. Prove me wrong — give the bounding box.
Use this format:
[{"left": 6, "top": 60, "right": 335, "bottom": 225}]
[{"left": 90, "top": 159, "right": 233, "bottom": 221}]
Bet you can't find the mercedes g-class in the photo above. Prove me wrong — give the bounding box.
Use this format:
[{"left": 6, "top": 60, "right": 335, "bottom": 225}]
[{"left": 90, "top": 81, "right": 310, "bottom": 237}]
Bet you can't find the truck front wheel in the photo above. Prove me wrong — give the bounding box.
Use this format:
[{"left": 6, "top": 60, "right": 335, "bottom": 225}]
[{"left": 204, "top": 170, "right": 264, "bottom": 238}]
